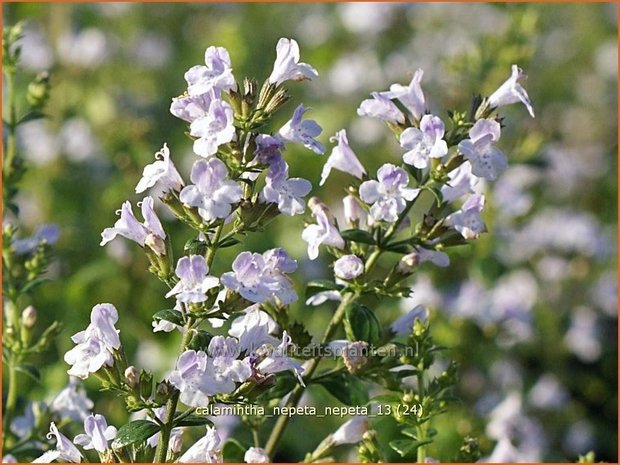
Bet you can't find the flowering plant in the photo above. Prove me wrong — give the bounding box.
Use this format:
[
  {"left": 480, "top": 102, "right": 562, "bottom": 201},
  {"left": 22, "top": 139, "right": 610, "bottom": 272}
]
[{"left": 3, "top": 28, "right": 539, "bottom": 464}]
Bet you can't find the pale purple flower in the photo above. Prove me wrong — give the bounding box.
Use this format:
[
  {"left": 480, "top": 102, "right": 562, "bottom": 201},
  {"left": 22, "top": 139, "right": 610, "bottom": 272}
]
[
  {"left": 190, "top": 98, "right": 236, "bottom": 157},
  {"left": 381, "top": 69, "right": 426, "bottom": 120},
  {"left": 253, "top": 134, "right": 285, "bottom": 166},
  {"left": 458, "top": 119, "right": 507, "bottom": 181},
  {"left": 49, "top": 378, "right": 93, "bottom": 422},
  {"left": 333, "top": 255, "right": 364, "bottom": 280},
  {"left": 73, "top": 414, "right": 117, "bottom": 453},
  {"left": 441, "top": 162, "right": 478, "bottom": 203},
  {"left": 487, "top": 65, "right": 535, "bottom": 117},
  {"left": 320, "top": 129, "right": 366, "bottom": 186},
  {"left": 445, "top": 194, "right": 486, "bottom": 239},
  {"left": 330, "top": 416, "right": 368, "bottom": 445},
  {"left": 261, "top": 162, "right": 312, "bottom": 216},
  {"left": 244, "top": 447, "right": 269, "bottom": 463},
  {"left": 357, "top": 92, "right": 404, "bottom": 124},
  {"left": 135, "top": 143, "right": 184, "bottom": 194},
  {"left": 13, "top": 224, "right": 60, "bottom": 255},
  {"left": 184, "top": 46, "right": 236, "bottom": 96},
  {"left": 165, "top": 255, "right": 219, "bottom": 304},
  {"left": 180, "top": 158, "right": 243, "bottom": 222},
  {"left": 100, "top": 196, "right": 165, "bottom": 248},
  {"left": 277, "top": 104, "right": 325, "bottom": 154},
  {"left": 400, "top": 115, "right": 448, "bottom": 169},
  {"left": 207, "top": 336, "right": 253, "bottom": 387},
  {"left": 268, "top": 38, "right": 318, "bottom": 86},
  {"left": 170, "top": 92, "right": 213, "bottom": 123},
  {"left": 2, "top": 455, "right": 17, "bottom": 463},
  {"left": 145, "top": 407, "right": 183, "bottom": 450},
  {"left": 64, "top": 304, "right": 121, "bottom": 379},
  {"left": 301, "top": 199, "right": 345, "bottom": 260},
  {"left": 415, "top": 247, "right": 450, "bottom": 267},
  {"left": 221, "top": 249, "right": 297, "bottom": 304},
  {"left": 11, "top": 402, "right": 39, "bottom": 438},
  {"left": 342, "top": 194, "right": 366, "bottom": 228},
  {"left": 228, "top": 305, "right": 279, "bottom": 352},
  {"left": 359, "top": 164, "right": 420, "bottom": 222},
  {"left": 391, "top": 305, "right": 428, "bottom": 336},
  {"left": 256, "top": 331, "right": 305, "bottom": 386},
  {"left": 32, "top": 423, "right": 82, "bottom": 463},
  {"left": 178, "top": 426, "right": 222, "bottom": 463}
]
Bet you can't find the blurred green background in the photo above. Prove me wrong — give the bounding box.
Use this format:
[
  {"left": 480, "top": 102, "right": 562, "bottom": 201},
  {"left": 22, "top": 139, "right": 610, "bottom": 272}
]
[{"left": 2, "top": 2, "right": 617, "bottom": 462}]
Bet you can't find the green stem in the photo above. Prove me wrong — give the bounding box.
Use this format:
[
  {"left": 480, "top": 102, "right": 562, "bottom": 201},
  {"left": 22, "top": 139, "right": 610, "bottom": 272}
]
[{"left": 416, "top": 371, "right": 426, "bottom": 463}]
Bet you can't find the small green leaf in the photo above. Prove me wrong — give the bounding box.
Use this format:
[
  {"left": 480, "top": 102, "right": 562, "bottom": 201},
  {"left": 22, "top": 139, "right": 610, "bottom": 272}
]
[
  {"left": 187, "top": 330, "right": 214, "bottom": 351},
  {"left": 368, "top": 394, "right": 400, "bottom": 405},
  {"left": 222, "top": 438, "right": 246, "bottom": 462},
  {"left": 305, "top": 279, "right": 341, "bottom": 298},
  {"left": 340, "top": 229, "right": 376, "bottom": 245},
  {"left": 173, "top": 414, "right": 213, "bottom": 427},
  {"left": 344, "top": 303, "right": 381, "bottom": 344},
  {"left": 218, "top": 236, "right": 240, "bottom": 248},
  {"left": 389, "top": 438, "right": 432, "bottom": 457},
  {"left": 111, "top": 420, "right": 160, "bottom": 449},
  {"left": 152, "top": 309, "right": 184, "bottom": 326},
  {"left": 17, "top": 110, "right": 46, "bottom": 125},
  {"left": 315, "top": 372, "right": 369, "bottom": 406},
  {"left": 21, "top": 277, "right": 49, "bottom": 294}
]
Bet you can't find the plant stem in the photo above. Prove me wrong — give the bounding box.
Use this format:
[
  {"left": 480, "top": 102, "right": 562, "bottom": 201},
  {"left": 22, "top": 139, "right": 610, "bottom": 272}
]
[{"left": 416, "top": 370, "right": 426, "bottom": 463}]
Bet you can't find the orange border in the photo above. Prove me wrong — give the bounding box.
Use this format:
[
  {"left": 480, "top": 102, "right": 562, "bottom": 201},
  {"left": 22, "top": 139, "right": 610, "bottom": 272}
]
[{"left": 0, "top": 1, "right": 618, "bottom": 464}]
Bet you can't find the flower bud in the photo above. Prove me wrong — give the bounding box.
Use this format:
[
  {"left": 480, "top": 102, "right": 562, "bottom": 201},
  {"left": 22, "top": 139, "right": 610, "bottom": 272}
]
[
  {"left": 308, "top": 197, "right": 336, "bottom": 223},
  {"left": 331, "top": 416, "right": 368, "bottom": 445},
  {"left": 145, "top": 233, "right": 166, "bottom": 257},
  {"left": 343, "top": 195, "right": 363, "bottom": 227},
  {"left": 26, "top": 71, "right": 51, "bottom": 109},
  {"left": 397, "top": 252, "right": 419, "bottom": 275},
  {"left": 124, "top": 366, "right": 140, "bottom": 388},
  {"left": 334, "top": 255, "right": 364, "bottom": 280},
  {"left": 21, "top": 305, "right": 37, "bottom": 328},
  {"left": 170, "top": 433, "right": 184, "bottom": 454},
  {"left": 342, "top": 341, "right": 368, "bottom": 374}
]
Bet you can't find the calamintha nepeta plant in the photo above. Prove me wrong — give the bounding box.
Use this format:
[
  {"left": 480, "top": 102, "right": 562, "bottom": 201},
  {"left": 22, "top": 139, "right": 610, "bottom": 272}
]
[{"left": 6, "top": 35, "right": 534, "bottom": 463}]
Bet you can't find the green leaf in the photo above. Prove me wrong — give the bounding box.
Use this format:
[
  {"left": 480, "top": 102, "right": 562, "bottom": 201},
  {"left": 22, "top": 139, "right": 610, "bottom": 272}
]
[
  {"left": 344, "top": 303, "right": 381, "bottom": 344},
  {"left": 218, "top": 236, "right": 240, "bottom": 248},
  {"left": 17, "top": 110, "right": 46, "bottom": 125},
  {"left": 315, "top": 372, "right": 369, "bottom": 406},
  {"left": 173, "top": 414, "right": 213, "bottom": 427},
  {"left": 111, "top": 420, "right": 160, "bottom": 449},
  {"left": 340, "top": 229, "right": 376, "bottom": 245},
  {"left": 305, "top": 279, "right": 340, "bottom": 298},
  {"left": 187, "top": 330, "right": 214, "bottom": 351},
  {"left": 368, "top": 394, "right": 401, "bottom": 404},
  {"left": 21, "top": 277, "right": 49, "bottom": 294},
  {"left": 389, "top": 438, "right": 432, "bottom": 457},
  {"left": 152, "top": 309, "right": 184, "bottom": 326},
  {"left": 222, "top": 438, "right": 246, "bottom": 462},
  {"left": 15, "top": 364, "right": 40, "bottom": 382},
  {"left": 384, "top": 243, "right": 411, "bottom": 254}
]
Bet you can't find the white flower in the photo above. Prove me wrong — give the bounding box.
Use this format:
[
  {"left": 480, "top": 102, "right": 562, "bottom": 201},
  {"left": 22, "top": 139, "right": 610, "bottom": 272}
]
[
  {"left": 268, "top": 38, "right": 318, "bottom": 86},
  {"left": 445, "top": 194, "right": 486, "bottom": 239},
  {"left": 178, "top": 426, "right": 222, "bottom": 463},
  {"left": 391, "top": 305, "right": 428, "bottom": 336},
  {"left": 359, "top": 164, "right": 419, "bottom": 222},
  {"left": 306, "top": 290, "right": 342, "bottom": 306},
  {"left": 32, "top": 423, "right": 82, "bottom": 463},
  {"left": 458, "top": 119, "right": 507, "bottom": 181},
  {"left": 256, "top": 331, "right": 305, "bottom": 386},
  {"left": 301, "top": 199, "right": 345, "bottom": 260},
  {"left": 357, "top": 92, "right": 404, "bottom": 124},
  {"left": 381, "top": 69, "right": 426, "bottom": 120},
  {"left": 228, "top": 305, "right": 279, "bottom": 352},
  {"left": 400, "top": 114, "right": 448, "bottom": 169},
  {"left": 441, "top": 162, "right": 478, "bottom": 203},
  {"left": 333, "top": 255, "right": 364, "bottom": 280},
  {"left": 330, "top": 416, "right": 368, "bottom": 445},
  {"left": 190, "top": 98, "right": 236, "bottom": 158},
  {"left": 135, "top": 143, "right": 184, "bottom": 194},
  {"left": 49, "top": 378, "right": 93, "bottom": 422},
  {"left": 73, "top": 414, "right": 117, "bottom": 453},
  {"left": 244, "top": 447, "right": 270, "bottom": 463},
  {"left": 488, "top": 64, "right": 535, "bottom": 117},
  {"left": 261, "top": 161, "right": 312, "bottom": 216},
  {"left": 184, "top": 46, "right": 236, "bottom": 96},
  {"left": 320, "top": 129, "right": 366, "bottom": 186},
  {"left": 277, "top": 104, "right": 325, "bottom": 154},
  {"left": 100, "top": 196, "right": 166, "bottom": 248},
  {"left": 165, "top": 255, "right": 219, "bottom": 304}
]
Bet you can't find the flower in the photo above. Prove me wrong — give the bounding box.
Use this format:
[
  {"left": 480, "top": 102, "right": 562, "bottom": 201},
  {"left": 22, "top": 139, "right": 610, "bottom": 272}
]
[
  {"left": 32, "top": 423, "right": 82, "bottom": 463},
  {"left": 165, "top": 255, "right": 220, "bottom": 304},
  {"left": 333, "top": 255, "right": 364, "bottom": 280},
  {"left": 255, "top": 331, "right": 305, "bottom": 386},
  {"left": 221, "top": 249, "right": 297, "bottom": 304},
  {"left": 268, "top": 38, "right": 318, "bottom": 86},
  {"left": 228, "top": 305, "right": 279, "bottom": 352},
  {"left": 487, "top": 65, "right": 535, "bottom": 117},
  {"left": 261, "top": 161, "right": 312, "bottom": 216},
  {"left": 391, "top": 305, "right": 428, "bottom": 336},
  {"left": 301, "top": 198, "right": 345, "bottom": 260},
  {"left": 400, "top": 114, "right": 448, "bottom": 169},
  {"left": 306, "top": 290, "right": 342, "bottom": 306},
  {"left": 458, "top": 119, "right": 507, "bottom": 181},
  {"left": 49, "top": 378, "right": 93, "bottom": 422},
  {"left": 277, "top": 104, "right": 325, "bottom": 154},
  {"left": 357, "top": 92, "right": 404, "bottom": 124},
  {"left": 244, "top": 447, "right": 269, "bottom": 463},
  {"left": 330, "top": 416, "right": 368, "bottom": 445},
  {"left": 414, "top": 247, "right": 450, "bottom": 268},
  {"left": 320, "top": 129, "right": 366, "bottom": 186},
  {"left": 12, "top": 224, "right": 60, "bottom": 255},
  {"left": 381, "top": 69, "right": 426, "bottom": 120},
  {"left": 145, "top": 407, "right": 183, "bottom": 450},
  {"left": 178, "top": 426, "right": 222, "bottom": 463},
  {"left": 440, "top": 162, "right": 478, "bottom": 203},
  {"left": 100, "top": 196, "right": 166, "bottom": 249},
  {"left": 190, "top": 98, "right": 236, "bottom": 157},
  {"left": 445, "top": 194, "right": 486, "bottom": 239},
  {"left": 168, "top": 344, "right": 251, "bottom": 408},
  {"left": 64, "top": 304, "right": 121, "bottom": 379},
  {"left": 73, "top": 414, "right": 117, "bottom": 453},
  {"left": 359, "top": 164, "right": 419, "bottom": 222},
  {"left": 184, "top": 46, "right": 236, "bottom": 96},
  {"left": 170, "top": 92, "right": 213, "bottom": 123},
  {"left": 180, "top": 158, "right": 243, "bottom": 222},
  {"left": 135, "top": 143, "right": 184, "bottom": 194}
]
